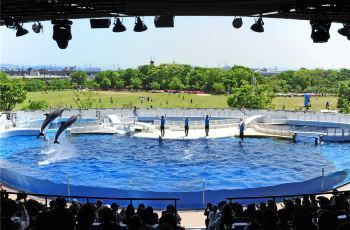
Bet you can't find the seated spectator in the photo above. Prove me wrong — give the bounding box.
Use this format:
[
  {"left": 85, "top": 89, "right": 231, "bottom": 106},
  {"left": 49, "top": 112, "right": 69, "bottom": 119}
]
[
  {"left": 77, "top": 203, "right": 96, "bottom": 230},
  {"left": 127, "top": 215, "right": 142, "bottom": 230},
  {"left": 166, "top": 204, "right": 181, "bottom": 225},
  {"left": 69, "top": 199, "right": 81, "bottom": 217},
  {"left": 318, "top": 210, "right": 339, "bottom": 230},
  {"left": 276, "top": 209, "right": 289, "bottom": 230},
  {"left": 293, "top": 206, "right": 317, "bottom": 230},
  {"left": 1, "top": 198, "right": 19, "bottom": 230},
  {"left": 99, "top": 206, "right": 121, "bottom": 230},
  {"left": 51, "top": 197, "right": 75, "bottom": 230},
  {"left": 111, "top": 202, "right": 122, "bottom": 223}
]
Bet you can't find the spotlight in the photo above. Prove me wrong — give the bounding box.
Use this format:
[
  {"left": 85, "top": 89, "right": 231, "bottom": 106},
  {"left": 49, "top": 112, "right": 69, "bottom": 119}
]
[
  {"left": 154, "top": 16, "right": 174, "bottom": 28},
  {"left": 310, "top": 19, "right": 331, "bottom": 43},
  {"left": 338, "top": 24, "right": 350, "bottom": 40},
  {"left": 16, "top": 24, "right": 29, "bottom": 37},
  {"left": 32, "top": 22, "right": 43, "bottom": 33},
  {"left": 232, "top": 17, "right": 243, "bottom": 29},
  {"left": 250, "top": 17, "right": 264, "bottom": 33},
  {"left": 134, "top": 17, "right": 147, "bottom": 32},
  {"left": 112, "top": 18, "right": 126, "bottom": 32},
  {"left": 52, "top": 19, "right": 73, "bottom": 49}
]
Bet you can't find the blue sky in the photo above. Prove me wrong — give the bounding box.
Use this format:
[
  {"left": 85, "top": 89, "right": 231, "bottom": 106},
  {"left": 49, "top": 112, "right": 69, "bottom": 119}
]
[{"left": 0, "top": 17, "right": 349, "bottom": 69}]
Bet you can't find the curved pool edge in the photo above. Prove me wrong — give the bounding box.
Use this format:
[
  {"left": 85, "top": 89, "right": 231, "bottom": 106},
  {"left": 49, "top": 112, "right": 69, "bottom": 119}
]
[{"left": 1, "top": 167, "right": 348, "bottom": 209}]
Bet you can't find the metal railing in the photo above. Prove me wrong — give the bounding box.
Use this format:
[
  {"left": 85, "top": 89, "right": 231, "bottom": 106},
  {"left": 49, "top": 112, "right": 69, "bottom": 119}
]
[
  {"left": 0, "top": 190, "right": 180, "bottom": 211},
  {"left": 153, "top": 118, "right": 240, "bottom": 130},
  {"left": 226, "top": 189, "right": 350, "bottom": 203}
]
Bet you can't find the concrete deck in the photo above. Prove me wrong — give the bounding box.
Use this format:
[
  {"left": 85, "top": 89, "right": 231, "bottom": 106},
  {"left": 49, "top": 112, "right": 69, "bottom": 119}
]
[{"left": 133, "top": 127, "right": 292, "bottom": 141}]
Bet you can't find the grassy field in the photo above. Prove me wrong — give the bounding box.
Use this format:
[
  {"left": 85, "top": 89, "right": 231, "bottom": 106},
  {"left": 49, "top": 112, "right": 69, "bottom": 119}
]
[{"left": 16, "top": 90, "right": 338, "bottom": 112}]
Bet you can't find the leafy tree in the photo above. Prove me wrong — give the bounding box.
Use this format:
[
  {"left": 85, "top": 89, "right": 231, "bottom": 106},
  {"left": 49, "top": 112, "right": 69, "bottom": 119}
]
[
  {"left": 28, "top": 100, "right": 49, "bottom": 110},
  {"left": 100, "top": 77, "right": 111, "bottom": 90},
  {"left": 130, "top": 77, "right": 142, "bottom": 90},
  {"left": 337, "top": 81, "right": 350, "bottom": 113},
  {"left": 150, "top": 81, "right": 161, "bottom": 90},
  {"left": 70, "top": 71, "right": 88, "bottom": 88},
  {"left": 0, "top": 73, "right": 27, "bottom": 111},
  {"left": 24, "top": 79, "right": 46, "bottom": 92},
  {"left": 169, "top": 77, "right": 184, "bottom": 90},
  {"left": 227, "top": 84, "right": 274, "bottom": 109},
  {"left": 212, "top": 83, "right": 226, "bottom": 94},
  {"left": 50, "top": 79, "right": 71, "bottom": 90}
]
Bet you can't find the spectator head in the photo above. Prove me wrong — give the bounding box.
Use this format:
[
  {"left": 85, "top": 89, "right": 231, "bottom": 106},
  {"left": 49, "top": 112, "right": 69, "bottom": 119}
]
[
  {"left": 78, "top": 203, "right": 96, "bottom": 228},
  {"left": 211, "top": 205, "right": 218, "bottom": 212},
  {"left": 126, "top": 204, "right": 135, "bottom": 218},
  {"left": 218, "top": 200, "right": 227, "bottom": 211},
  {"left": 99, "top": 206, "right": 113, "bottom": 223},
  {"left": 127, "top": 215, "right": 142, "bottom": 230},
  {"left": 244, "top": 220, "right": 262, "bottom": 230},
  {"left": 166, "top": 204, "right": 176, "bottom": 214},
  {"left": 55, "top": 197, "right": 67, "bottom": 208},
  {"left": 96, "top": 199, "right": 103, "bottom": 208},
  {"left": 1, "top": 198, "right": 17, "bottom": 218},
  {"left": 49, "top": 199, "right": 56, "bottom": 209},
  {"left": 267, "top": 200, "right": 277, "bottom": 213},
  {"left": 111, "top": 202, "right": 119, "bottom": 211},
  {"left": 294, "top": 198, "right": 302, "bottom": 206},
  {"left": 137, "top": 203, "right": 145, "bottom": 214},
  {"left": 318, "top": 210, "right": 338, "bottom": 230},
  {"left": 258, "top": 202, "right": 266, "bottom": 211},
  {"left": 159, "top": 213, "right": 177, "bottom": 228},
  {"left": 317, "top": 196, "right": 331, "bottom": 210}
]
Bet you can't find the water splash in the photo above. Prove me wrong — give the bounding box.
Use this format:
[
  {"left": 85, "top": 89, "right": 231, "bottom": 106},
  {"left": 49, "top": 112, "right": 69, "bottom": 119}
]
[{"left": 38, "top": 142, "right": 76, "bottom": 165}]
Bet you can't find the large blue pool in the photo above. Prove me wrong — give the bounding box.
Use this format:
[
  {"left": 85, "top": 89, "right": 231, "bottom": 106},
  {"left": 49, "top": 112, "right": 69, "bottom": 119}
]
[{"left": 1, "top": 133, "right": 349, "bottom": 208}]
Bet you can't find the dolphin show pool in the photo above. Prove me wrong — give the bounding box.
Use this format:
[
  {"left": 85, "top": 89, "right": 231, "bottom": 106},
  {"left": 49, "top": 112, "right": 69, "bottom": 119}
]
[{"left": 1, "top": 111, "right": 350, "bottom": 208}]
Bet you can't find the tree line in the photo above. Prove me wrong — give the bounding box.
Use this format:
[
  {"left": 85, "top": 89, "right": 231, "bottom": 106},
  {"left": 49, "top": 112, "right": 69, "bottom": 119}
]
[{"left": 1, "top": 65, "right": 350, "bottom": 112}]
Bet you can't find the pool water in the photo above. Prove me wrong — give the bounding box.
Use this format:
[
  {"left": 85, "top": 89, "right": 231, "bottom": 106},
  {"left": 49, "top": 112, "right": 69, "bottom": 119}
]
[{"left": 1, "top": 134, "right": 349, "bottom": 192}]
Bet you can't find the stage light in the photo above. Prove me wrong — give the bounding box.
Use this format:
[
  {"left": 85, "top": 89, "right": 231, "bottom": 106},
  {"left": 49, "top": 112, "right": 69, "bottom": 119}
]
[
  {"left": 134, "top": 17, "right": 147, "bottom": 32},
  {"left": 250, "top": 17, "right": 264, "bottom": 33},
  {"left": 90, "top": 18, "right": 111, "bottom": 28},
  {"left": 154, "top": 16, "right": 174, "bottom": 28},
  {"left": 32, "top": 22, "right": 43, "bottom": 33},
  {"left": 52, "top": 19, "right": 73, "bottom": 49},
  {"left": 310, "top": 19, "right": 331, "bottom": 43},
  {"left": 232, "top": 17, "right": 243, "bottom": 29},
  {"left": 338, "top": 24, "right": 350, "bottom": 40},
  {"left": 16, "top": 24, "right": 29, "bottom": 37},
  {"left": 112, "top": 18, "right": 126, "bottom": 32}
]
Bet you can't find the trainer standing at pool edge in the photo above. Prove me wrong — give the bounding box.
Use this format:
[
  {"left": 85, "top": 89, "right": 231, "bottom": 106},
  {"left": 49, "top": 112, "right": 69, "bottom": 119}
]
[
  {"left": 160, "top": 115, "right": 165, "bottom": 137},
  {"left": 184, "top": 117, "right": 189, "bottom": 136},
  {"left": 205, "top": 115, "right": 210, "bottom": 136}
]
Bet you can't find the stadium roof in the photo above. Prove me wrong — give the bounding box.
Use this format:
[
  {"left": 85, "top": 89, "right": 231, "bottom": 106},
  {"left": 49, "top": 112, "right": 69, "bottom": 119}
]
[{"left": 1, "top": 0, "right": 350, "bottom": 23}]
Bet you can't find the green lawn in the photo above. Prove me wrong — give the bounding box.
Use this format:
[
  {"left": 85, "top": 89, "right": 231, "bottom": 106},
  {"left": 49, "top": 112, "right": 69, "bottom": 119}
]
[{"left": 16, "top": 90, "right": 338, "bottom": 112}]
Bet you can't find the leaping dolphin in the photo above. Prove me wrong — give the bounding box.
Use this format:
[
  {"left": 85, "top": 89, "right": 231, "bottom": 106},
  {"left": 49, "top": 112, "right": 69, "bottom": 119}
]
[
  {"left": 54, "top": 114, "right": 81, "bottom": 144},
  {"left": 39, "top": 108, "right": 65, "bottom": 137}
]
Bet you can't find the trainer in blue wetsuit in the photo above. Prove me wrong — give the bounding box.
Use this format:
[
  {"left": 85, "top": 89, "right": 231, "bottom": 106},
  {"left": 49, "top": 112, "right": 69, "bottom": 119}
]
[
  {"left": 184, "top": 117, "right": 189, "bottom": 136},
  {"left": 205, "top": 115, "right": 210, "bottom": 136},
  {"left": 160, "top": 116, "right": 165, "bottom": 137}
]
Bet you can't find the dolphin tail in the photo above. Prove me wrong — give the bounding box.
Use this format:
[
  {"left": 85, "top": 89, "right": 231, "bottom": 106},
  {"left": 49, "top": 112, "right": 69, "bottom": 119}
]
[{"left": 54, "top": 140, "right": 60, "bottom": 144}]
